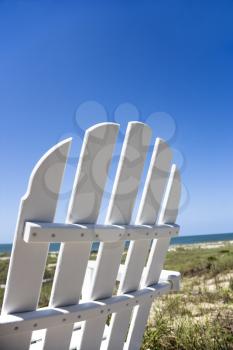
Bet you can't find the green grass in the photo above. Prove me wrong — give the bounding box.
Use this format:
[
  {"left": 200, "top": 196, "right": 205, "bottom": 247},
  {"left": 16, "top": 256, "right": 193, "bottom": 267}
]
[
  {"left": 142, "top": 315, "right": 233, "bottom": 350},
  {"left": 39, "top": 282, "right": 53, "bottom": 307},
  {"left": 164, "top": 244, "right": 233, "bottom": 277},
  {"left": 140, "top": 244, "right": 233, "bottom": 349},
  {"left": 0, "top": 260, "right": 9, "bottom": 285}
]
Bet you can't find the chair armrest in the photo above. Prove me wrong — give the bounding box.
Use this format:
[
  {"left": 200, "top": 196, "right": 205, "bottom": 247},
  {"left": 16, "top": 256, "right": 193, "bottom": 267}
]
[{"left": 159, "top": 270, "right": 181, "bottom": 291}]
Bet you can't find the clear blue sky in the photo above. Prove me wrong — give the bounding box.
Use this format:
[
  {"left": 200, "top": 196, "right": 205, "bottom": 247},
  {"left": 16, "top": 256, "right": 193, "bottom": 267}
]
[{"left": 1, "top": 0, "right": 233, "bottom": 243}]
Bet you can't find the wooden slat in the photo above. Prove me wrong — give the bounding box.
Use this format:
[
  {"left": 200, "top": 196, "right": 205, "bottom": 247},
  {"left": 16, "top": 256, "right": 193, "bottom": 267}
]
[
  {"left": 0, "top": 280, "right": 174, "bottom": 337},
  {"left": 142, "top": 165, "right": 181, "bottom": 286},
  {"left": 78, "top": 122, "right": 151, "bottom": 350},
  {"left": 125, "top": 165, "right": 181, "bottom": 350},
  {"left": 24, "top": 222, "right": 179, "bottom": 243},
  {"left": 42, "top": 123, "right": 119, "bottom": 350},
  {"left": 105, "top": 139, "right": 172, "bottom": 350},
  {"left": 0, "top": 139, "right": 71, "bottom": 350}
]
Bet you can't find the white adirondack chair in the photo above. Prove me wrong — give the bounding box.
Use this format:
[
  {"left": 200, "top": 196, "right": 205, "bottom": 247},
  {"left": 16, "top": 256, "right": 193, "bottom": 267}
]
[{"left": 0, "top": 122, "right": 181, "bottom": 350}]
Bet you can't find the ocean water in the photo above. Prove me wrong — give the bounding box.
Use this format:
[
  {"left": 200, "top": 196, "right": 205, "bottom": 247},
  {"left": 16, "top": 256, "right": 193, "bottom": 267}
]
[{"left": 1, "top": 233, "right": 233, "bottom": 253}]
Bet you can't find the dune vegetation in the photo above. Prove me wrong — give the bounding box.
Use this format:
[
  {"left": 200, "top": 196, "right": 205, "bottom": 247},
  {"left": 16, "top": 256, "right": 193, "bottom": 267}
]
[{"left": 142, "top": 243, "right": 233, "bottom": 350}]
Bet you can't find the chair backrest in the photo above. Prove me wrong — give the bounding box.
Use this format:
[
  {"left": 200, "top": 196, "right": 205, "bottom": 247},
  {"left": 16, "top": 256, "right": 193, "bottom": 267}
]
[{"left": 0, "top": 122, "right": 181, "bottom": 350}]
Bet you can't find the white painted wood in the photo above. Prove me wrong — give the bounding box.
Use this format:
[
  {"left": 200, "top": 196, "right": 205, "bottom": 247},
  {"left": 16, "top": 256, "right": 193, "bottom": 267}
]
[
  {"left": 24, "top": 222, "right": 179, "bottom": 243},
  {"left": 79, "top": 122, "right": 152, "bottom": 350},
  {"left": 105, "top": 138, "right": 172, "bottom": 349},
  {"left": 142, "top": 165, "right": 181, "bottom": 287},
  {"left": 125, "top": 165, "right": 181, "bottom": 350},
  {"left": 124, "top": 301, "right": 152, "bottom": 350},
  {"left": 0, "top": 122, "right": 182, "bottom": 350},
  {"left": 159, "top": 270, "right": 181, "bottom": 291},
  {"left": 43, "top": 123, "right": 119, "bottom": 350},
  {"left": 0, "top": 139, "right": 71, "bottom": 350},
  {"left": 0, "top": 280, "right": 174, "bottom": 337}
]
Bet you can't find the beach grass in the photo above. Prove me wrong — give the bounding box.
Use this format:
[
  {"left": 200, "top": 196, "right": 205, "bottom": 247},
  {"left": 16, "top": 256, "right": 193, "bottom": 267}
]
[
  {"left": 0, "top": 242, "right": 233, "bottom": 349},
  {"left": 142, "top": 243, "right": 233, "bottom": 349}
]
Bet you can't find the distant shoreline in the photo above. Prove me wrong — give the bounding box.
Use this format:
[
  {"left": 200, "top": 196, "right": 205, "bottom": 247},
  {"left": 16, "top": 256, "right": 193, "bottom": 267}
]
[
  {"left": 1, "top": 232, "right": 233, "bottom": 253},
  {"left": 168, "top": 240, "right": 233, "bottom": 251}
]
